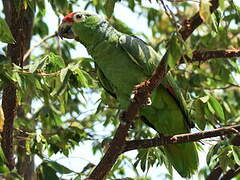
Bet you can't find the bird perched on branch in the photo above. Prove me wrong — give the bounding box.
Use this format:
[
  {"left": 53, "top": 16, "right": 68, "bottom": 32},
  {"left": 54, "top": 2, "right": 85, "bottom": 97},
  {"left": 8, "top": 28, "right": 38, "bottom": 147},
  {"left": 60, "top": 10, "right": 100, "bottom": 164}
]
[{"left": 58, "top": 11, "right": 198, "bottom": 178}]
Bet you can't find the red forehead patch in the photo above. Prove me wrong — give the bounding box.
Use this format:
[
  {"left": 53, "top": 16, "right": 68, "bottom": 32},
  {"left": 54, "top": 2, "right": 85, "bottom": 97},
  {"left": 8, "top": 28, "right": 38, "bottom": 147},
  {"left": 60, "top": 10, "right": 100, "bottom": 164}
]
[{"left": 63, "top": 12, "right": 75, "bottom": 23}]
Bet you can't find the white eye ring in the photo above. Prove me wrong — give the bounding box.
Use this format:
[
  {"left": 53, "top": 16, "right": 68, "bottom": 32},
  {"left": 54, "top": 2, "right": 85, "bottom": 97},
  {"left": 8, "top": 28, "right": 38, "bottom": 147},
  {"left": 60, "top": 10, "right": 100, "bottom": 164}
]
[{"left": 73, "top": 13, "right": 85, "bottom": 23}]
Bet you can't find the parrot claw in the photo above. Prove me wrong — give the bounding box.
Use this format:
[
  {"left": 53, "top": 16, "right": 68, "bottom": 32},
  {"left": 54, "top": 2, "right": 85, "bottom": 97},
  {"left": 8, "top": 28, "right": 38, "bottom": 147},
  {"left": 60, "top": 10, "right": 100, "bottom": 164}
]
[
  {"left": 146, "top": 97, "right": 152, "bottom": 105},
  {"left": 130, "top": 93, "right": 151, "bottom": 105},
  {"left": 130, "top": 94, "right": 135, "bottom": 102}
]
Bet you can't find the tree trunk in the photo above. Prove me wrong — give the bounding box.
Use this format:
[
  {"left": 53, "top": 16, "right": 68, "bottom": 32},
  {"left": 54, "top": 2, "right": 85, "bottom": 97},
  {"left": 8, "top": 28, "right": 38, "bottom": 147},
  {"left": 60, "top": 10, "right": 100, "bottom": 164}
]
[{"left": 2, "top": 0, "right": 35, "bottom": 178}]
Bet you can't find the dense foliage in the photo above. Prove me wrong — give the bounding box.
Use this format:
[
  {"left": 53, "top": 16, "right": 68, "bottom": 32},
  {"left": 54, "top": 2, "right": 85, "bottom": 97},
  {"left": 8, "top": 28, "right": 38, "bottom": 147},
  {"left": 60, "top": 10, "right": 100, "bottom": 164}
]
[{"left": 0, "top": 0, "right": 240, "bottom": 179}]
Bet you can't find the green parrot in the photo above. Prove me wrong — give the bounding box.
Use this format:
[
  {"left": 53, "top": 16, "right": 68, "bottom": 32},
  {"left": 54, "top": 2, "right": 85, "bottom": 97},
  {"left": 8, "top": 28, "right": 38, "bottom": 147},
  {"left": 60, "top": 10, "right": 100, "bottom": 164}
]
[{"left": 58, "top": 11, "right": 199, "bottom": 178}]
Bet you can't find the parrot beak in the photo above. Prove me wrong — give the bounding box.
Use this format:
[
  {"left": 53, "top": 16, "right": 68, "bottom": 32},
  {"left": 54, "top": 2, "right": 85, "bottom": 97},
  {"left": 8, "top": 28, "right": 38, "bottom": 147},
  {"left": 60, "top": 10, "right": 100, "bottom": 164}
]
[{"left": 58, "top": 22, "right": 75, "bottom": 39}]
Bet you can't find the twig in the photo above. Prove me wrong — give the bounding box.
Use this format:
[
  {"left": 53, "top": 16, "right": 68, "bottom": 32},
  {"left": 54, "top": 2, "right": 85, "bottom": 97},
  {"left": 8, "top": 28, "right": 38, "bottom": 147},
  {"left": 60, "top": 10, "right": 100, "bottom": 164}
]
[
  {"left": 13, "top": 70, "right": 60, "bottom": 77},
  {"left": 190, "top": 84, "right": 240, "bottom": 91},
  {"left": 123, "top": 125, "right": 240, "bottom": 152},
  {"left": 23, "top": 32, "right": 58, "bottom": 62},
  {"left": 159, "top": 0, "right": 178, "bottom": 28}
]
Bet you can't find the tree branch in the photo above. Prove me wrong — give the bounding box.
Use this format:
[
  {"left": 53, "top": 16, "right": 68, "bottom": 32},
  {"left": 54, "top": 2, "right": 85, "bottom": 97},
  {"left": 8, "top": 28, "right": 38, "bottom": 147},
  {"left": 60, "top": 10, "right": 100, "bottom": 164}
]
[
  {"left": 87, "top": 0, "right": 219, "bottom": 179},
  {"left": 123, "top": 125, "right": 240, "bottom": 152},
  {"left": 221, "top": 167, "right": 240, "bottom": 180},
  {"left": 1, "top": 0, "right": 34, "bottom": 170},
  {"left": 23, "top": 32, "right": 58, "bottom": 62},
  {"left": 180, "top": 0, "right": 219, "bottom": 41},
  {"left": 182, "top": 49, "right": 240, "bottom": 63},
  {"left": 206, "top": 165, "right": 223, "bottom": 180}
]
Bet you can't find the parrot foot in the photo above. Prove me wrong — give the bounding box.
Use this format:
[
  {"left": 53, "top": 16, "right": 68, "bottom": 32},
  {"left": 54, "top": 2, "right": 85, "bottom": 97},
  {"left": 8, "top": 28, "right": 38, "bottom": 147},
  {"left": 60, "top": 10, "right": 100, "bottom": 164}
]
[
  {"left": 130, "top": 93, "right": 135, "bottom": 102},
  {"left": 146, "top": 97, "right": 152, "bottom": 105},
  {"left": 131, "top": 80, "right": 152, "bottom": 106},
  {"left": 130, "top": 94, "right": 151, "bottom": 105}
]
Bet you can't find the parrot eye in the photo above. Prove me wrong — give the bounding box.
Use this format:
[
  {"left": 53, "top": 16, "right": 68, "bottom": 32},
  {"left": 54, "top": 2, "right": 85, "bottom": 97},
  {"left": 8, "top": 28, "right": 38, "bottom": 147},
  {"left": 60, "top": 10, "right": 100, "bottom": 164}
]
[
  {"left": 73, "top": 13, "right": 86, "bottom": 23},
  {"left": 76, "top": 14, "right": 82, "bottom": 19}
]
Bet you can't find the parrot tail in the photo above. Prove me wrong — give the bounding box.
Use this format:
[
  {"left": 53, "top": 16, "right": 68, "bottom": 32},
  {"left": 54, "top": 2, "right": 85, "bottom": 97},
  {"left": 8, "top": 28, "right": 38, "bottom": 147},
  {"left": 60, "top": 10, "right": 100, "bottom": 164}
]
[{"left": 164, "top": 142, "right": 199, "bottom": 178}]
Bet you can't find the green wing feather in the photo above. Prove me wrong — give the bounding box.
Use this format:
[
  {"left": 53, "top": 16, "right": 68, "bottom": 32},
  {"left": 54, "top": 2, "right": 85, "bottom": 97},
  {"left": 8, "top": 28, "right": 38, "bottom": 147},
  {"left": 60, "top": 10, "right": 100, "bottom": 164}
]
[
  {"left": 119, "top": 34, "right": 159, "bottom": 76},
  {"left": 162, "top": 74, "right": 194, "bottom": 128},
  {"left": 96, "top": 64, "right": 117, "bottom": 98}
]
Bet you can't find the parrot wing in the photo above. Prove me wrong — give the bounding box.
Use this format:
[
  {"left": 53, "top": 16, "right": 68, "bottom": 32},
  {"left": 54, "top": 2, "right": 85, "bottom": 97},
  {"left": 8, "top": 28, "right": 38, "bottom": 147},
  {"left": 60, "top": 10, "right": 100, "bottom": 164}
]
[
  {"left": 96, "top": 64, "right": 117, "bottom": 98},
  {"left": 162, "top": 74, "right": 194, "bottom": 128},
  {"left": 119, "top": 34, "right": 193, "bottom": 128},
  {"left": 119, "top": 34, "right": 159, "bottom": 77}
]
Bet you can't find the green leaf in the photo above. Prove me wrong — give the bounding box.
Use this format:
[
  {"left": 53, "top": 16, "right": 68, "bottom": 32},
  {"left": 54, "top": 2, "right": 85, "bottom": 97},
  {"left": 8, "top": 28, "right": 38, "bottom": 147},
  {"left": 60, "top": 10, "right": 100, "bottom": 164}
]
[
  {"left": 193, "top": 100, "right": 206, "bottom": 130},
  {"left": 104, "top": 0, "right": 116, "bottom": 18},
  {"left": 200, "top": 0, "right": 211, "bottom": 22},
  {"left": 219, "top": 0, "right": 225, "bottom": 10},
  {"left": 223, "top": 101, "right": 231, "bottom": 113},
  {"left": 0, "top": 18, "right": 15, "bottom": 44},
  {"left": 140, "top": 157, "right": 146, "bottom": 172},
  {"left": 209, "top": 96, "right": 225, "bottom": 122},
  {"left": 38, "top": 162, "right": 59, "bottom": 180},
  {"left": 0, "top": 148, "right": 7, "bottom": 163},
  {"left": 0, "top": 54, "right": 9, "bottom": 64},
  {"left": 60, "top": 67, "right": 69, "bottom": 82},
  {"left": 219, "top": 150, "right": 229, "bottom": 171},
  {"left": 207, "top": 102, "right": 215, "bottom": 115},
  {"left": 206, "top": 143, "right": 220, "bottom": 165},
  {"left": 167, "top": 36, "right": 182, "bottom": 68},
  {"left": 24, "top": 0, "right": 28, "bottom": 9},
  {"left": 199, "top": 95, "right": 209, "bottom": 103},
  {"left": 49, "top": 53, "right": 65, "bottom": 68},
  {"left": 74, "top": 175, "right": 82, "bottom": 180},
  {"left": 29, "top": 57, "right": 46, "bottom": 73},
  {"left": 74, "top": 69, "right": 89, "bottom": 87},
  {"left": 50, "top": 76, "right": 68, "bottom": 97},
  {"left": 128, "top": 0, "right": 135, "bottom": 11},
  {"left": 232, "top": 146, "right": 240, "bottom": 165},
  {"left": 211, "top": 14, "right": 218, "bottom": 32},
  {"left": 0, "top": 164, "right": 9, "bottom": 173},
  {"left": 46, "top": 161, "right": 73, "bottom": 174},
  {"left": 13, "top": 72, "right": 23, "bottom": 89}
]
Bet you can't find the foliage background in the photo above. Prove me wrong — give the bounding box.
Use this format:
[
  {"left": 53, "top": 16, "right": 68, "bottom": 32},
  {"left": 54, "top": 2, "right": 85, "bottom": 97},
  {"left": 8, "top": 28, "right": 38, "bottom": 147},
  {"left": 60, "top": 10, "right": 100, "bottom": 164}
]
[{"left": 0, "top": 0, "right": 240, "bottom": 179}]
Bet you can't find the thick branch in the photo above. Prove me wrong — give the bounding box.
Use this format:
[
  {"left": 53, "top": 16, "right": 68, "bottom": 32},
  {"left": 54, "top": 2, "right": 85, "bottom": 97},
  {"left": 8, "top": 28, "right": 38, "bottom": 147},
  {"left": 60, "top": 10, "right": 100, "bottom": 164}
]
[
  {"left": 206, "top": 165, "right": 223, "bottom": 180},
  {"left": 180, "top": 0, "right": 219, "bottom": 41},
  {"left": 124, "top": 125, "right": 240, "bottom": 152},
  {"left": 182, "top": 49, "right": 240, "bottom": 63},
  {"left": 87, "top": 0, "right": 219, "bottom": 179},
  {"left": 221, "top": 167, "right": 240, "bottom": 180}
]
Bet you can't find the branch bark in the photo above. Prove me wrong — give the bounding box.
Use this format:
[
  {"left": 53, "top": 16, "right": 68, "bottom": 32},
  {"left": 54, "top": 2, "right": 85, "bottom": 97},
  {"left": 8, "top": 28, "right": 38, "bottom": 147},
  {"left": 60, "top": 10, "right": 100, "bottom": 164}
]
[
  {"left": 87, "top": 0, "right": 219, "bottom": 179},
  {"left": 2, "top": 0, "right": 34, "bottom": 171},
  {"left": 123, "top": 125, "right": 240, "bottom": 152},
  {"left": 179, "top": 0, "right": 219, "bottom": 41},
  {"left": 181, "top": 49, "right": 240, "bottom": 63},
  {"left": 206, "top": 165, "right": 223, "bottom": 180},
  {"left": 221, "top": 167, "right": 240, "bottom": 180}
]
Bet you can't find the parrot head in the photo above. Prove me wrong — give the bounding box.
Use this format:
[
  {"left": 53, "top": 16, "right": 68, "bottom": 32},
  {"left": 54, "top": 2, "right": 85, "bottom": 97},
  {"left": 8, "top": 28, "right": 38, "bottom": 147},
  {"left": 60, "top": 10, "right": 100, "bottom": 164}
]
[{"left": 58, "top": 11, "right": 100, "bottom": 40}]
